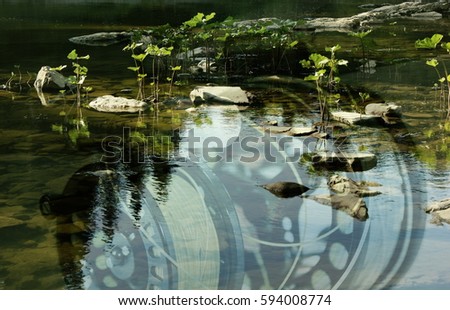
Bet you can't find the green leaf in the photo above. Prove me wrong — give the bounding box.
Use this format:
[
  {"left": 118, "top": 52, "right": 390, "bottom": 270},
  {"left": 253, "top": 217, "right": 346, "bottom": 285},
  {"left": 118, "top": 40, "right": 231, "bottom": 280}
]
[
  {"left": 309, "top": 53, "right": 329, "bottom": 68},
  {"left": 127, "top": 66, "right": 140, "bottom": 72},
  {"left": 204, "top": 12, "right": 216, "bottom": 22},
  {"left": 426, "top": 58, "right": 439, "bottom": 67},
  {"left": 183, "top": 12, "right": 204, "bottom": 28},
  {"left": 447, "top": 74, "right": 450, "bottom": 82},
  {"left": 348, "top": 29, "right": 372, "bottom": 39},
  {"left": 289, "top": 40, "right": 299, "bottom": 48},
  {"left": 78, "top": 54, "right": 90, "bottom": 60},
  {"left": 132, "top": 53, "right": 147, "bottom": 62},
  {"left": 171, "top": 65, "right": 182, "bottom": 71},
  {"left": 442, "top": 42, "right": 450, "bottom": 53},
  {"left": 67, "top": 49, "right": 78, "bottom": 60},
  {"left": 415, "top": 34, "right": 443, "bottom": 49},
  {"left": 300, "top": 59, "right": 311, "bottom": 68},
  {"left": 439, "top": 77, "right": 445, "bottom": 83}
]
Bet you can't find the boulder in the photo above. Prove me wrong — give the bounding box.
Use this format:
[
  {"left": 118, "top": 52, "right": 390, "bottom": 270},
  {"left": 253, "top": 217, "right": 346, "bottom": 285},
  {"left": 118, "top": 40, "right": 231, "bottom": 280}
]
[
  {"left": 307, "top": 194, "right": 368, "bottom": 221},
  {"left": 310, "top": 151, "right": 377, "bottom": 172},
  {"left": 261, "top": 181, "right": 310, "bottom": 198},
  {"left": 190, "top": 86, "right": 251, "bottom": 105},
  {"left": 327, "top": 174, "right": 381, "bottom": 197},
  {"left": 365, "top": 103, "right": 401, "bottom": 117},
  {"left": 88, "top": 95, "right": 147, "bottom": 113},
  {"left": 34, "top": 66, "right": 68, "bottom": 89}
]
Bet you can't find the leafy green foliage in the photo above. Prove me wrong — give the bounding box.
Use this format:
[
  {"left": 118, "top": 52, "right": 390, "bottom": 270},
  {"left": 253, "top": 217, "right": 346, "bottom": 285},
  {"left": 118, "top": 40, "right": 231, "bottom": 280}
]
[{"left": 415, "top": 34, "right": 443, "bottom": 49}]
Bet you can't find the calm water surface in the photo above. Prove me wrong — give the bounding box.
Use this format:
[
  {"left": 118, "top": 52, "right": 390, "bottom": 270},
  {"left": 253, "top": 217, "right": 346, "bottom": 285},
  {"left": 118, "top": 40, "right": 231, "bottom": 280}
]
[{"left": 0, "top": 0, "right": 449, "bottom": 290}]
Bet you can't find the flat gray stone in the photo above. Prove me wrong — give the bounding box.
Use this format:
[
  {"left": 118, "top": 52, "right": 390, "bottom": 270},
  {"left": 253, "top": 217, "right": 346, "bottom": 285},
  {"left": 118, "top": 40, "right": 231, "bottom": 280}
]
[
  {"left": 88, "top": 95, "right": 147, "bottom": 113},
  {"left": 288, "top": 127, "right": 317, "bottom": 136},
  {"left": 331, "top": 111, "right": 381, "bottom": 126},
  {"left": 311, "top": 151, "right": 377, "bottom": 172}
]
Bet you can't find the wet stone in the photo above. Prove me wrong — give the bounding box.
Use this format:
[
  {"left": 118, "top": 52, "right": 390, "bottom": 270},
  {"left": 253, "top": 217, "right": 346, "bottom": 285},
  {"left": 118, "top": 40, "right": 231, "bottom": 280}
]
[{"left": 261, "top": 181, "right": 310, "bottom": 198}]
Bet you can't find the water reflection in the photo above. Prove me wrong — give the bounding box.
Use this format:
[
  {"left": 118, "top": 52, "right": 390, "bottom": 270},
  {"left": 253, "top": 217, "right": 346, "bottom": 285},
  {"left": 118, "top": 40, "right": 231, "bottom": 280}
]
[{"left": 37, "top": 103, "right": 426, "bottom": 290}]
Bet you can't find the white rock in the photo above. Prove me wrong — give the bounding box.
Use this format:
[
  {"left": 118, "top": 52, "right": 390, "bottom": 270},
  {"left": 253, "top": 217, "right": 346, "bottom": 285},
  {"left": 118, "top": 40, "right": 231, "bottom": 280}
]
[
  {"left": 88, "top": 95, "right": 147, "bottom": 113},
  {"left": 190, "top": 86, "right": 250, "bottom": 104}
]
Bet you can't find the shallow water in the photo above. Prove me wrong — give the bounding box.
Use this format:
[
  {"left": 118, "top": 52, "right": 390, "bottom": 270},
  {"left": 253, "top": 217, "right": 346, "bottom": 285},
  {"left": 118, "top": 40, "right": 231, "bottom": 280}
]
[{"left": 1, "top": 0, "right": 450, "bottom": 290}]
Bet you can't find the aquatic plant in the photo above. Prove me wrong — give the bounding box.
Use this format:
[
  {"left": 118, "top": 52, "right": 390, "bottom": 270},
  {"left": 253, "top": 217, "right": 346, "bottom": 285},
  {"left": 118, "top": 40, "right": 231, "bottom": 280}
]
[
  {"left": 67, "top": 49, "right": 90, "bottom": 107},
  {"left": 348, "top": 29, "right": 373, "bottom": 74},
  {"left": 416, "top": 34, "right": 450, "bottom": 119},
  {"left": 123, "top": 42, "right": 148, "bottom": 101},
  {"left": 300, "top": 45, "right": 348, "bottom": 123}
]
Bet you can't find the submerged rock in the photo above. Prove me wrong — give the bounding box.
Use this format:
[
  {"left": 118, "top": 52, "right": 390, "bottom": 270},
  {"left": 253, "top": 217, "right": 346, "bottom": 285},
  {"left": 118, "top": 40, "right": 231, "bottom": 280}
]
[
  {"left": 297, "top": 1, "right": 449, "bottom": 32},
  {"left": 425, "top": 198, "right": 450, "bottom": 225},
  {"left": 331, "top": 111, "right": 381, "bottom": 126},
  {"left": 328, "top": 174, "right": 381, "bottom": 197},
  {"left": 365, "top": 103, "right": 401, "bottom": 117},
  {"left": 190, "top": 86, "right": 252, "bottom": 105},
  {"left": 88, "top": 95, "right": 147, "bottom": 113},
  {"left": 261, "top": 181, "right": 310, "bottom": 198},
  {"left": 69, "top": 31, "right": 132, "bottom": 46},
  {"left": 307, "top": 194, "right": 369, "bottom": 221},
  {"left": 310, "top": 151, "right": 377, "bottom": 172}
]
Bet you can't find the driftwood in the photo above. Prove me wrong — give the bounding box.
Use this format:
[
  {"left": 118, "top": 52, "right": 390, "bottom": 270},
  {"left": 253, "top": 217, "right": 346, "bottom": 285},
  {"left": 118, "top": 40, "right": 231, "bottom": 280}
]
[{"left": 297, "top": 1, "right": 449, "bottom": 31}]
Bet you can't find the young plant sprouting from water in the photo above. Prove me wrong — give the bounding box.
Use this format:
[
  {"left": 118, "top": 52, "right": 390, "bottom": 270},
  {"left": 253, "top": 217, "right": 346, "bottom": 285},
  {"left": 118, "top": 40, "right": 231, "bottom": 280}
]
[
  {"left": 300, "top": 44, "right": 348, "bottom": 123},
  {"left": 167, "top": 65, "right": 182, "bottom": 96},
  {"left": 348, "top": 29, "right": 372, "bottom": 74},
  {"left": 416, "top": 34, "right": 450, "bottom": 119},
  {"left": 145, "top": 44, "right": 174, "bottom": 103},
  {"left": 67, "top": 49, "right": 90, "bottom": 107},
  {"left": 123, "top": 42, "right": 148, "bottom": 101}
]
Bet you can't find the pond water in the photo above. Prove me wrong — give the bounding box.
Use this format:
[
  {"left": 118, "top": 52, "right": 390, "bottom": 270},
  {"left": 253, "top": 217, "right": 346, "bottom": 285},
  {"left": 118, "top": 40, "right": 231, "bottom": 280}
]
[{"left": 0, "top": 0, "right": 449, "bottom": 290}]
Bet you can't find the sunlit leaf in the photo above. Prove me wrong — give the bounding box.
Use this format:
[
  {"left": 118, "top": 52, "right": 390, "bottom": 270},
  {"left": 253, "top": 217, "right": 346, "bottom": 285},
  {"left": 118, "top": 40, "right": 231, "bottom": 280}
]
[
  {"left": 127, "top": 66, "right": 140, "bottom": 72},
  {"left": 415, "top": 34, "right": 443, "bottom": 49},
  {"left": 426, "top": 58, "right": 439, "bottom": 67},
  {"left": 67, "top": 49, "right": 78, "bottom": 60},
  {"left": 443, "top": 42, "right": 450, "bottom": 53},
  {"left": 132, "top": 53, "right": 147, "bottom": 62}
]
